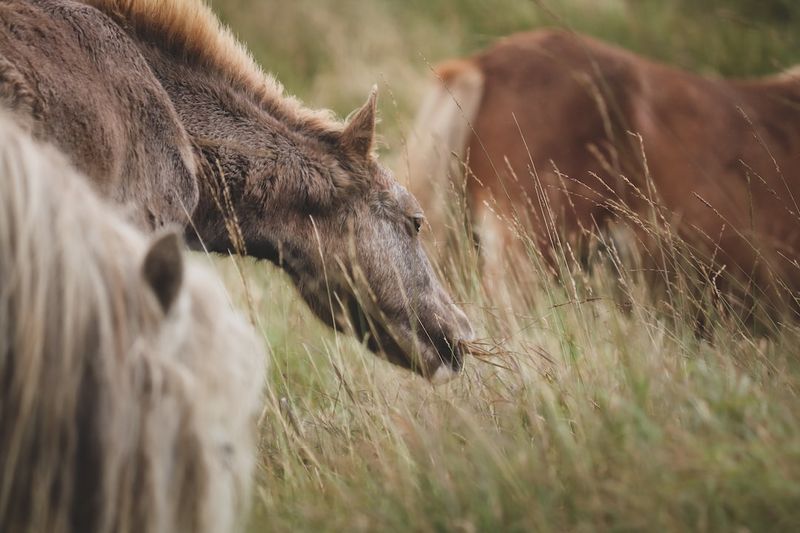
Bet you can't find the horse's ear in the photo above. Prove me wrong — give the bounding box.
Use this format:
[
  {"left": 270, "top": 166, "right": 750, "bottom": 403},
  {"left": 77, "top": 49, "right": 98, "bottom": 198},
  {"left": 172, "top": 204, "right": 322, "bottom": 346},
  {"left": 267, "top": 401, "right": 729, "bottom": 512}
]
[
  {"left": 142, "top": 230, "right": 184, "bottom": 314},
  {"left": 340, "top": 85, "right": 378, "bottom": 160}
]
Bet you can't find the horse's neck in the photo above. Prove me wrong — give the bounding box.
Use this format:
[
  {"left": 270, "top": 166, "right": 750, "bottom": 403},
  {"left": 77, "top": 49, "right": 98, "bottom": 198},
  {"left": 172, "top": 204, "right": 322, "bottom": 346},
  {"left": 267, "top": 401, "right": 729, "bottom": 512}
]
[{"left": 142, "top": 48, "right": 294, "bottom": 257}]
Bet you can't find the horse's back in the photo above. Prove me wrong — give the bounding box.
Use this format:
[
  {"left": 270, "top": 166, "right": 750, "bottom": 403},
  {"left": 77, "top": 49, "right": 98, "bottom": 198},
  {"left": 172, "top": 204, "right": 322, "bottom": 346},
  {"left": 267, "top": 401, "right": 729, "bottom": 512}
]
[{"left": 0, "top": 0, "right": 198, "bottom": 227}]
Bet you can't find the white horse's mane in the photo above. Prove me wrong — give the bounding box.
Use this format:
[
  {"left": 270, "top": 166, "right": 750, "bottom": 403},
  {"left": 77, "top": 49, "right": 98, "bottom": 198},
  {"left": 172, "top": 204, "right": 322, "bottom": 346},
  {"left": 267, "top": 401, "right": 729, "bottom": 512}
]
[{"left": 0, "top": 113, "right": 265, "bottom": 533}]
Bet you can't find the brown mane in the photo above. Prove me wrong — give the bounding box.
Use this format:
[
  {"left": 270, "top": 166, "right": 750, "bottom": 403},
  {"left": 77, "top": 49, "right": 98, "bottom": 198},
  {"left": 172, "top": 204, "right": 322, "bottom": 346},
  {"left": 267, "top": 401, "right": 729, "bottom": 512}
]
[{"left": 81, "top": 0, "right": 344, "bottom": 136}]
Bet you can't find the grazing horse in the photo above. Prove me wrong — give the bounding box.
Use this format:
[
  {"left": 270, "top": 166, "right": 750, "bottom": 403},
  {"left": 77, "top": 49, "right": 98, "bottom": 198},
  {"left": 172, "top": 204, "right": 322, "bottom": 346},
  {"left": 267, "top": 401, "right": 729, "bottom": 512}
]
[
  {"left": 0, "top": 0, "right": 473, "bottom": 380},
  {"left": 0, "top": 114, "right": 265, "bottom": 533},
  {"left": 409, "top": 29, "right": 800, "bottom": 306}
]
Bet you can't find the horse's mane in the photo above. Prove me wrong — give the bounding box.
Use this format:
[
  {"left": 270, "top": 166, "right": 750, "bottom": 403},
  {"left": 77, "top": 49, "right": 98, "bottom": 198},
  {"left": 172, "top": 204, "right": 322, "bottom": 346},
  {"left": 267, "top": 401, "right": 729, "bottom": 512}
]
[
  {"left": 81, "top": 0, "right": 343, "bottom": 137},
  {"left": 0, "top": 113, "right": 264, "bottom": 533}
]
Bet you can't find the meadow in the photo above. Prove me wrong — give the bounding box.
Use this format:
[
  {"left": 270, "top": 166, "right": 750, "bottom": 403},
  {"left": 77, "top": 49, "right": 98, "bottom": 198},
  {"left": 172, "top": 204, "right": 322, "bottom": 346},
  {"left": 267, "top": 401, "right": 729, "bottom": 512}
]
[{"left": 205, "top": 1, "right": 800, "bottom": 530}]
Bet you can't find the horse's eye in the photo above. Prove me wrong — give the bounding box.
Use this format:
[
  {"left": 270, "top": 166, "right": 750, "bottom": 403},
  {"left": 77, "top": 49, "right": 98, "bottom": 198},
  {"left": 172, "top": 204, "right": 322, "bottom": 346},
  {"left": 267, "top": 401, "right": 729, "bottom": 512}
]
[{"left": 411, "top": 214, "right": 425, "bottom": 234}]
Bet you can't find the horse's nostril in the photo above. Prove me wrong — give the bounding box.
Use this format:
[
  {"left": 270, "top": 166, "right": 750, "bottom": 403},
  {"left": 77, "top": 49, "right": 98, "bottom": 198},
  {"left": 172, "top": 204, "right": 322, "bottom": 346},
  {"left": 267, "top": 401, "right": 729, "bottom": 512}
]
[
  {"left": 432, "top": 335, "right": 465, "bottom": 374},
  {"left": 450, "top": 345, "right": 464, "bottom": 371},
  {"left": 444, "top": 339, "right": 465, "bottom": 372}
]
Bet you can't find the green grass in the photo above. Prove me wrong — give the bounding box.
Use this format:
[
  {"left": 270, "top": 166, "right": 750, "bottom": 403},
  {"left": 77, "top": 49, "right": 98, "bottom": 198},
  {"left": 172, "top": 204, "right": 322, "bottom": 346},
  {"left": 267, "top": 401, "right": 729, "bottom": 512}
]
[{"left": 203, "top": 1, "right": 800, "bottom": 530}]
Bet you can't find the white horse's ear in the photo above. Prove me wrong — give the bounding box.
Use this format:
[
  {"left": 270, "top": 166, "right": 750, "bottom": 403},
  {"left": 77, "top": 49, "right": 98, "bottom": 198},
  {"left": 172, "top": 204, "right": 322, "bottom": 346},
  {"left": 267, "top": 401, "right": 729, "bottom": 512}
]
[
  {"left": 142, "top": 230, "right": 184, "bottom": 313},
  {"left": 340, "top": 85, "right": 378, "bottom": 160}
]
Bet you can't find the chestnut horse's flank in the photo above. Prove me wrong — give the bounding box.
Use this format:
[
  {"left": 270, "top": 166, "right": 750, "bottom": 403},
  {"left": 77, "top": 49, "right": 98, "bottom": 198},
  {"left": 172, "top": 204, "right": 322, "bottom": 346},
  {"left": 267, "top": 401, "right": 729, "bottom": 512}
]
[
  {"left": 0, "top": 114, "right": 265, "bottom": 533},
  {"left": 410, "top": 29, "right": 800, "bottom": 308},
  {"left": 0, "top": 0, "right": 472, "bottom": 379}
]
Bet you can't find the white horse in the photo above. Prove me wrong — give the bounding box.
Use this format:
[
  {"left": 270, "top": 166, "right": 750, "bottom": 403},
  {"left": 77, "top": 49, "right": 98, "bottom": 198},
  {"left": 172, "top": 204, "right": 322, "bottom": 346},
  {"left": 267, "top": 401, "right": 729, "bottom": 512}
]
[{"left": 0, "top": 114, "right": 266, "bottom": 533}]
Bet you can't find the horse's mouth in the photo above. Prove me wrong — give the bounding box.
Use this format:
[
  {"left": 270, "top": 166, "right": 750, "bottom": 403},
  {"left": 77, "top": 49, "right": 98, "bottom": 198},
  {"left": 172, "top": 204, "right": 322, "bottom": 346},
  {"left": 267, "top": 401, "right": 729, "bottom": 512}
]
[{"left": 342, "top": 299, "right": 466, "bottom": 380}]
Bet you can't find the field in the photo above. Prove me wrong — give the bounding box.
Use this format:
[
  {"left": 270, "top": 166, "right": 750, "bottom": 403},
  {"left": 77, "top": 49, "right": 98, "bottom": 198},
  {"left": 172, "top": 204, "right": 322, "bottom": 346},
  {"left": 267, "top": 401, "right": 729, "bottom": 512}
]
[{"left": 205, "top": 1, "right": 800, "bottom": 531}]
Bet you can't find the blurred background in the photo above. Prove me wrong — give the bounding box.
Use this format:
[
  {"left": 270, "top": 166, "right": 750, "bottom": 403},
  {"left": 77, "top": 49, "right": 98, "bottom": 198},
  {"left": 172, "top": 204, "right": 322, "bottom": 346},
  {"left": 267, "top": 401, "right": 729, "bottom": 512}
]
[{"left": 213, "top": 0, "right": 800, "bottom": 160}]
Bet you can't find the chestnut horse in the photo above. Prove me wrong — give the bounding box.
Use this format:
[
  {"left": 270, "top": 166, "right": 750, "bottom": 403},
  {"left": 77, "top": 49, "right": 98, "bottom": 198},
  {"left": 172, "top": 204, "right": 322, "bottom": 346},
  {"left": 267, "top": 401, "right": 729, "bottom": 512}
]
[
  {"left": 0, "top": 0, "right": 472, "bottom": 380},
  {"left": 409, "top": 29, "right": 800, "bottom": 309}
]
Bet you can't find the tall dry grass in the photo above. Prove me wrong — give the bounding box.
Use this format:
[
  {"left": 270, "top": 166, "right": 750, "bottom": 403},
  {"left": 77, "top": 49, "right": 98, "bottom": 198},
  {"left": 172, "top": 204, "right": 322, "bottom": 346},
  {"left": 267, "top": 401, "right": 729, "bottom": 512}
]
[
  {"left": 202, "top": 0, "right": 800, "bottom": 530},
  {"left": 216, "top": 179, "right": 800, "bottom": 531}
]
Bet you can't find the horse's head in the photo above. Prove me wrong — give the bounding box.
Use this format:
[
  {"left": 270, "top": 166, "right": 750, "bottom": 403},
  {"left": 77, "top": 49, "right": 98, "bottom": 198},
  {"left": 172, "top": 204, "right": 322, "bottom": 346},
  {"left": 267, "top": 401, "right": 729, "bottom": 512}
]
[{"left": 261, "top": 88, "right": 473, "bottom": 382}]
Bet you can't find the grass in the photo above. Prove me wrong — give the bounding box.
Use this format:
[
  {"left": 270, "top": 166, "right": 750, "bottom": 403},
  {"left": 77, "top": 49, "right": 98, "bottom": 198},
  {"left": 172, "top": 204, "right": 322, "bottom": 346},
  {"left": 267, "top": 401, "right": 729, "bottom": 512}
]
[
  {"left": 215, "top": 228, "right": 800, "bottom": 531},
  {"left": 202, "top": 1, "right": 800, "bottom": 530}
]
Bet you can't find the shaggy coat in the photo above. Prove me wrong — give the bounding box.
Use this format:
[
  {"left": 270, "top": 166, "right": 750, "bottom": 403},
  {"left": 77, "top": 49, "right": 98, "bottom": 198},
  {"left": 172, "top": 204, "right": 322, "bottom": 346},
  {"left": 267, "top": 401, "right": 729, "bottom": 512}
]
[
  {"left": 0, "top": 114, "right": 265, "bottom": 533},
  {"left": 0, "top": 0, "right": 198, "bottom": 228}
]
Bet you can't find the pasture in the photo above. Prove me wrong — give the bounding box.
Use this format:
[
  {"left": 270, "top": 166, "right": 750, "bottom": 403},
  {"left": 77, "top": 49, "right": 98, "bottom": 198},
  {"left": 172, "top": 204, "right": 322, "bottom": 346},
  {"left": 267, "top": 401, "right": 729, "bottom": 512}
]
[{"left": 195, "top": 0, "right": 800, "bottom": 531}]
